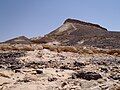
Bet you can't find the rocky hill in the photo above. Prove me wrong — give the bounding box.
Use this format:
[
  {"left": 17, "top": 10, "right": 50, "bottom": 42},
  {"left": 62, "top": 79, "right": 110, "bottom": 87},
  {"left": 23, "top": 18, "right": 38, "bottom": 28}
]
[
  {"left": 39, "top": 18, "right": 120, "bottom": 49},
  {"left": 3, "top": 36, "right": 32, "bottom": 44}
]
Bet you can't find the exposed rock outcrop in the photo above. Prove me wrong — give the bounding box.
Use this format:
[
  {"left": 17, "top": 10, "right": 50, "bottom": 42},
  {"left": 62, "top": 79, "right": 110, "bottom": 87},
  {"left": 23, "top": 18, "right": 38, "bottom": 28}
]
[{"left": 39, "top": 18, "right": 120, "bottom": 49}]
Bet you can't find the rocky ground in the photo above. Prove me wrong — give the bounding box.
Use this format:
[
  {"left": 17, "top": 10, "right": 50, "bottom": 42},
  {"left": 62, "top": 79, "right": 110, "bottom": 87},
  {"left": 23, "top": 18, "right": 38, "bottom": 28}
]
[{"left": 0, "top": 48, "right": 120, "bottom": 90}]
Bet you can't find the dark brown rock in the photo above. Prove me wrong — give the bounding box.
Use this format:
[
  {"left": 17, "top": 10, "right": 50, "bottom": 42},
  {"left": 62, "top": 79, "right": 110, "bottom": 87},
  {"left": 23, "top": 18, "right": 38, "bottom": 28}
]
[
  {"left": 73, "top": 61, "right": 85, "bottom": 67},
  {"left": 36, "top": 69, "right": 43, "bottom": 74},
  {"left": 61, "top": 82, "right": 67, "bottom": 88},
  {"left": 48, "top": 77, "right": 57, "bottom": 82},
  {"left": 72, "top": 71, "right": 102, "bottom": 80}
]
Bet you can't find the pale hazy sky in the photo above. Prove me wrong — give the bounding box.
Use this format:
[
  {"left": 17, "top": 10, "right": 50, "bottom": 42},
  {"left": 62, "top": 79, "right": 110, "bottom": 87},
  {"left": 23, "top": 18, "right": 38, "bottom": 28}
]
[{"left": 0, "top": 0, "right": 120, "bottom": 41}]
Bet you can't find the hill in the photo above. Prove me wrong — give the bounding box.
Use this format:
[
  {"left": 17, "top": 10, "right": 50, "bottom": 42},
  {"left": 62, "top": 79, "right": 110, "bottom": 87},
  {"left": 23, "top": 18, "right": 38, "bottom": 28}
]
[
  {"left": 3, "top": 36, "right": 32, "bottom": 44},
  {"left": 39, "top": 18, "right": 120, "bottom": 49}
]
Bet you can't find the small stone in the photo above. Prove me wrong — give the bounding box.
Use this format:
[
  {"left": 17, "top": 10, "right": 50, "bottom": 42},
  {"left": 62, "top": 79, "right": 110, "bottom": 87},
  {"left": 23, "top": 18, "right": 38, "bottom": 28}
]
[
  {"left": 110, "top": 74, "right": 120, "bottom": 80},
  {"left": 15, "top": 69, "right": 21, "bottom": 73},
  {"left": 48, "top": 77, "right": 57, "bottom": 82},
  {"left": 60, "top": 65, "right": 70, "bottom": 70},
  {"left": 36, "top": 69, "right": 43, "bottom": 74},
  {"left": 74, "top": 61, "right": 85, "bottom": 67},
  {"left": 100, "top": 67, "right": 108, "bottom": 73},
  {"left": 61, "top": 82, "right": 67, "bottom": 88}
]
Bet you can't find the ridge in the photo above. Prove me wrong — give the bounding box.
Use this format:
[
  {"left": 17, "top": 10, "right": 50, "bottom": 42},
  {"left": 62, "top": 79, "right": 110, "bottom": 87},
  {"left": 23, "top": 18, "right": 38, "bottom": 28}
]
[{"left": 63, "top": 18, "right": 107, "bottom": 31}]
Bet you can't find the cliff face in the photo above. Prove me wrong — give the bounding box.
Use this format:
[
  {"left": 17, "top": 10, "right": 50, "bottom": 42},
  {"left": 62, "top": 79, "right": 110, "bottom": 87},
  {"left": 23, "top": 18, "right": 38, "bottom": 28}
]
[{"left": 39, "top": 18, "right": 120, "bottom": 49}]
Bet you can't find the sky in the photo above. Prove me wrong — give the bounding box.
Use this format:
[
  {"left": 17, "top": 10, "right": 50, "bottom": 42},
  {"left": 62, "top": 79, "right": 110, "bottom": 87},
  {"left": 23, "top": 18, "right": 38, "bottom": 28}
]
[{"left": 0, "top": 0, "right": 120, "bottom": 41}]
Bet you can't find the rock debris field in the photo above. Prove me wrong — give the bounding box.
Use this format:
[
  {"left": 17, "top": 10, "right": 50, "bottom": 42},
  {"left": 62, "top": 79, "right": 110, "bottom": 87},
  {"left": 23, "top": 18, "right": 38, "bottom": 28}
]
[{"left": 0, "top": 49, "right": 120, "bottom": 90}]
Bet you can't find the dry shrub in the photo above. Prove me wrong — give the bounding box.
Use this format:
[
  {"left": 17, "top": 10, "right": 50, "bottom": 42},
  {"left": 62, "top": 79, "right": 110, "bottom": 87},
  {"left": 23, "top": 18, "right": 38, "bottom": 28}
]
[
  {"left": 0, "top": 44, "right": 34, "bottom": 51},
  {"left": 31, "top": 39, "right": 41, "bottom": 44},
  {"left": 77, "top": 49, "right": 93, "bottom": 54},
  {"left": 42, "top": 44, "right": 58, "bottom": 52},
  {"left": 17, "top": 45, "right": 34, "bottom": 51},
  {"left": 96, "top": 50, "right": 107, "bottom": 54},
  {"left": 90, "top": 48, "right": 107, "bottom": 54},
  {"left": 31, "top": 44, "right": 43, "bottom": 50},
  {"left": 58, "top": 46, "right": 77, "bottom": 53},
  {"left": 83, "top": 49, "right": 94, "bottom": 54},
  {"left": 106, "top": 49, "right": 120, "bottom": 55},
  {"left": 0, "top": 44, "right": 13, "bottom": 50},
  {"left": 14, "top": 44, "right": 43, "bottom": 51},
  {"left": 83, "top": 48, "right": 120, "bottom": 55},
  {"left": 42, "top": 45, "right": 77, "bottom": 53},
  {"left": 75, "top": 46, "right": 93, "bottom": 54}
]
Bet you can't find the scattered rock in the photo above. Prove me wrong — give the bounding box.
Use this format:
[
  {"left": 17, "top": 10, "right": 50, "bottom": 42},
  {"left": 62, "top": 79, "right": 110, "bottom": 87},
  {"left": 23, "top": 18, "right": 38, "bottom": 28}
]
[
  {"left": 80, "top": 80, "right": 98, "bottom": 89},
  {"left": 48, "top": 77, "right": 57, "bottom": 82},
  {"left": 25, "top": 61, "right": 46, "bottom": 68},
  {"left": 73, "top": 61, "right": 85, "bottom": 67},
  {"left": 110, "top": 74, "right": 120, "bottom": 81},
  {"left": 0, "top": 51, "right": 25, "bottom": 70},
  {"left": 14, "top": 69, "right": 21, "bottom": 73},
  {"left": 7, "top": 64, "right": 24, "bottom": 70},
  {"left": 17, "top": 79, "right": 30, "bottom": 83},
  {"left": 0, "top": 65, "right": 5, "bottom": 69},
  {"left": 91, "top": 58, "right": 120, "bottom": 66},
  {"left": 72, "top": 71, "right": 102, "bottom": 80},
  {"left": 61, "top": 82, "right": 67, "bottom": 88},
  {"left": 60, "top": 65, "right": 70, "bottom": 70},
  {"left": 0, "top": 73, "right": 10, "bottom": 78},
  {"left": 36, "top": 69, "right": 43, "bottom": 74},
  {"left": 100, "top": 67, "right": 108, "bottom": 73}
]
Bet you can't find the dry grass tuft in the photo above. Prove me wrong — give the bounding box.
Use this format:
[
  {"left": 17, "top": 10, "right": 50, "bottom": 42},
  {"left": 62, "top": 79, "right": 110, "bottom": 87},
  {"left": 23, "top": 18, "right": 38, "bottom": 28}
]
[
  {"left": 0, "top": 44, "right": 43, "bottom": 51},
  {"left": 42, "top": 44, "right": 57, "bottom": 52},
  {"left": 58, "top": 46, "right": 78, "bottom": 53}
]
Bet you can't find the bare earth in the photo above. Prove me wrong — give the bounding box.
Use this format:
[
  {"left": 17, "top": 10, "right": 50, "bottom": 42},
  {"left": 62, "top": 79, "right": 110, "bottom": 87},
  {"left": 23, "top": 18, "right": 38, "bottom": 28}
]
[{"left": 0, "top": 48, "right": 120, "bottom": 90}]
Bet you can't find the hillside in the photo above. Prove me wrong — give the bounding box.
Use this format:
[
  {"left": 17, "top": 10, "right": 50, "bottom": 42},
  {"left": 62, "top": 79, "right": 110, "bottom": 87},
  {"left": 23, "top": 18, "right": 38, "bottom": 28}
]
[{"left": 39, "top": 18, "right": 120, "bottom": 49}]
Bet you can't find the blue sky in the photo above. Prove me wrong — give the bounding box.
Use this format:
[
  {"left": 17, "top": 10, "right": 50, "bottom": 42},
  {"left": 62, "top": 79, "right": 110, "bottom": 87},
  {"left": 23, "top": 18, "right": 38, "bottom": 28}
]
[{"left": 0, "top": 0, "right": 120, "bottom": 41}]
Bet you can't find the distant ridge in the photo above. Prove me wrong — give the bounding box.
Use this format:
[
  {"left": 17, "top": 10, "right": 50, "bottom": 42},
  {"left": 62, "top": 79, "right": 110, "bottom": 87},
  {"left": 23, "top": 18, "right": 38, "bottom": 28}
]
[{"left": 3, "top": 36, "right": 32, "bottom": 44}]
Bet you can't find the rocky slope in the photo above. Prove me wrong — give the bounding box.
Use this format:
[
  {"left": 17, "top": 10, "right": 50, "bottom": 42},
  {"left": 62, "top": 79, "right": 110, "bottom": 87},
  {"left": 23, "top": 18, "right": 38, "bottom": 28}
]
[{"left": 39, "top": 18, "right": 120, "bottom": 49}]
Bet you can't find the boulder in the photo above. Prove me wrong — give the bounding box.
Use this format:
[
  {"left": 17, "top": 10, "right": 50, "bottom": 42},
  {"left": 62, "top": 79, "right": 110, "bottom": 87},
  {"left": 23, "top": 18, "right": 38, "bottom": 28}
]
[{"left": 72, "top": 71, "right": 102, "bottom": 80}]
